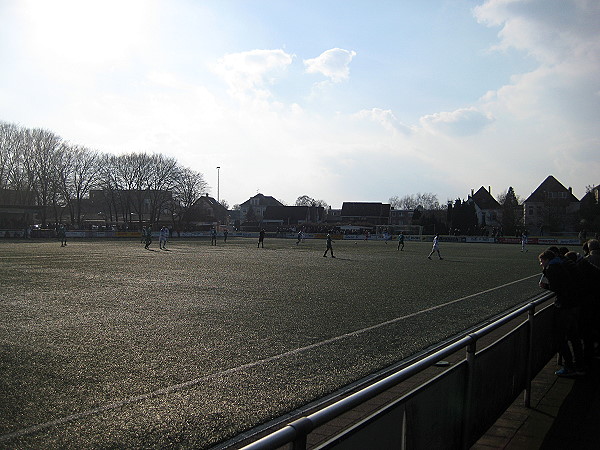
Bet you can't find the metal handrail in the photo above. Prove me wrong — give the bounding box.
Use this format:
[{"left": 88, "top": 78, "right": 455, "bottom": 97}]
[{"left": 241, "top": 292, "right": 555, "bottom": 450}]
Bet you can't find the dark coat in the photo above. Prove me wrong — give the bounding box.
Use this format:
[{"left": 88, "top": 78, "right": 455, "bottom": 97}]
[{"left": 544, "top": 257, "right": 580, "bottom": 308}]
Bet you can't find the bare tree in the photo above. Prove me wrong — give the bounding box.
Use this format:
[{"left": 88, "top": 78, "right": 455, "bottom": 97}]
[
  {"left": 0, "top": 122, "right": 17, "bottom": 190},
  {"left": 1, "top": 120, "right": 212, "bottom": 231},
  {"left": 146, "top": 154, "right": 179, "bottom": 225},
  {"left": 0, "top": 123, "right": 34, "bottom": 202},
  {"left": 171, "top": 166, "right": 208, "bottom": 229},
  {"left": 96, "top": 154, "right": 121, "bottom": 224},
  {"left": 295, "top": 195, "right": 328, "bottom": 209},
  {"left": 111, "top": 153, "right": 153, "bottom": 225},
  {"left": 22, "top": 128, "right": 63, "bottom": 226},
  {"left": 58, "top": 144, "right": 100, "bottom": 227},
  {"left": 390, "top": 195, "right": 418, "bottom": 210},
  {"left": 390, "top": 193, "right": 442, "bottom": 210}
]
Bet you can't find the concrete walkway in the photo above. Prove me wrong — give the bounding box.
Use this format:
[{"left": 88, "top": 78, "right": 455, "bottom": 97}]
[{"left": 473, "top": 356, "right": 600, "bottom": 449}]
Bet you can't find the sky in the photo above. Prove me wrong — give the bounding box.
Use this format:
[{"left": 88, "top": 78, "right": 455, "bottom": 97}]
[{"left": 0, "top": 0, "right": 598, "bottom": 208}]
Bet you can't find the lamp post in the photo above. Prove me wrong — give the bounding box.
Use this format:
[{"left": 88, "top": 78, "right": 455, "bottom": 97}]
[{"left": 216, "top": 166, "right": 220, "bottom": 203}]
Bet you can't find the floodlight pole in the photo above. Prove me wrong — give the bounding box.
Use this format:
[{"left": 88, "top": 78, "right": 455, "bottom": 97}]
[{"left": 216, "top": 166, "right": 220, "bottom": 203}]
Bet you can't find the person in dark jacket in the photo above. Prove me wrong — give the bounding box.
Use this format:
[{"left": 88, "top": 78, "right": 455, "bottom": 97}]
[
  {"left": 539, "top": 249, "right": 584, "bottom": 376},
  {"left": 581, "top": 240, "right": 600, "bottom": 361}
]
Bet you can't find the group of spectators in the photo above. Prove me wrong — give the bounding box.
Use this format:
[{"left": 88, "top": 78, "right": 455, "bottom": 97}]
[{"left": 538, "top": 239, "right": 600, "bottom": 376}]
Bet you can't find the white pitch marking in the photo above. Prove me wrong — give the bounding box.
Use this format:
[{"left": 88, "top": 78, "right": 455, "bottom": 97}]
[{"left": 0, "top": 274, "right": 539, "bottom": 442}]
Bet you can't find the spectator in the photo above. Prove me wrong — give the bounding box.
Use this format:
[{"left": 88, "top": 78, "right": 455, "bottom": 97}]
[
  {"left": 538, "top": 249, "right": 585, "bottom": 376},
  {"left": 581, "top": 240, "right": 600, "bottom": 362}
]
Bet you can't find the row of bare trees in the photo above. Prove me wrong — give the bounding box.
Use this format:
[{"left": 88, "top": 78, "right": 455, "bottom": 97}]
[
  {"left": 388, "top": 192, "right": 444, "bottom": 211},
  {"left": 0, "top": 121, "right": 208, "bottom": 229}
]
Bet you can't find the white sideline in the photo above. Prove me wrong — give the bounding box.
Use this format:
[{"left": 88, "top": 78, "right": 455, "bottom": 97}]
[{"left": 0, "top": 274, "right": 539, "bottom": 442}]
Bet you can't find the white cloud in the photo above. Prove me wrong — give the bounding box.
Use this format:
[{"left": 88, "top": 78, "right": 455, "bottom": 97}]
[
  {"left": 355, "top": 108, "right": 413, "bottom": 135},
  {"left": 212, "top": 49, "right": 294, "bottom": 100},
  {"left": 304, "top": 48, "right": 357, "bottom": 82},
  {"left": 471, "top": 0, "right": 600, "bottom": 194},
  {"left": 474, "top": 0, "right": 600, "bottom": 66},
  {"left": 3, "top": 1, "right": 599, "bottom": 206},
  {"left": 419, "top": 108, "right": 494, "bottom": 137}
]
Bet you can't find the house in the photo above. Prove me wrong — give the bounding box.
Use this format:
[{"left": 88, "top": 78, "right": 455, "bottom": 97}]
[
  {"left": 239, "top": 193, "right": 284, "bottom": 223},
  {"left": 263, "top": 205, "right": 325, "bottom": 228},
  {"left": 190, "top": 194, "right": 229, "bottom": 225},
  {"left": 581, "top": 186, "right": 599, "bottom": 203},
  {"left": 522, "top": 176, "right": 580, "bottom": 233},
  {"left": 341, "top": 202, "right": 391, "bottom": 225},
  {"left": 579, "top": 185, "right": 600, "bottom": 233},
  {"left": 389, "top": 208, "right": 415, "bottom": 226},
  {"left": 468, "top": 186, "right": 502, "bottom": 230},
  {"left": 325, "top": 207, "right": 342, "bottom": 223},
  {"left": 0, "top": 189, "right": 40, "bottom": 229}
]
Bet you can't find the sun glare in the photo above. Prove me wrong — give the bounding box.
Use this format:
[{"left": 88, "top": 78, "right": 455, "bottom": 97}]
[{"left": 21, "top": 0, "right": 154, "bottom": 66}]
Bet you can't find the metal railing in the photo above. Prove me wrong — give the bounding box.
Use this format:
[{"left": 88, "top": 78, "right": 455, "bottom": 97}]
[{"left": 241, "top": 292, "right": 556, "bottom": 450}]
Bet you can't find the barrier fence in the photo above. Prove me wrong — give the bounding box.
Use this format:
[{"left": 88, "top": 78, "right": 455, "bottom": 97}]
[{"left": 240, "top": 292, "right": 556, "bottom": 450}]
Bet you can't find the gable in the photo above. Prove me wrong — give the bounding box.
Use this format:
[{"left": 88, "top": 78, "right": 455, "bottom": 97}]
[
  {"left": 524, "top": 175, "right": 579, "bottom": 203},
  {"left": 471, "top": 187, "right": 500, "bottom": 210},
  {"left": 240, "top": 193, "right": 284, "bottom": 208}
]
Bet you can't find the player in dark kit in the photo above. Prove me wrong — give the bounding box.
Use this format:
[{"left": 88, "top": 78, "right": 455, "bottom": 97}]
[
  {"left": 143, "top": 226, "right": 152, "bottom": 249},
  {"left": 397, "top": 233, "right": 405, "bottom": 251},
  {"left": 57, "top": 224, "right": 67, "bottom": 247},
  {"left": 258, "top": 229, "right": 265, "bottom": 248},
  {"left": 323, "top": 234, "right": 335, "bottom": 258}
]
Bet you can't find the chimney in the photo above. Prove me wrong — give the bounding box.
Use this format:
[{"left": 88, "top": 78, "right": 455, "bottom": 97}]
[
  {"left": 489, "top": 186, "right": 491, "bottom": 195},
  {"left": 568, "top": 187, "right": 572, "bottom": 194},
  {"left": 471, "top": 189, "right": 474, "bottom": 197}
]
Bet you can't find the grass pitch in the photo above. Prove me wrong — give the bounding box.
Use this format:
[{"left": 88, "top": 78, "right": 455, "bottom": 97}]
[{"left": 0, "top": 237, "right": 543, "bottom": 448}]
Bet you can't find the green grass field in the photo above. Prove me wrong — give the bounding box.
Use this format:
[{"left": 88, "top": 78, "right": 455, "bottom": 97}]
[{"left": 0, "top": 237, "right": 543, "bottom": 448}]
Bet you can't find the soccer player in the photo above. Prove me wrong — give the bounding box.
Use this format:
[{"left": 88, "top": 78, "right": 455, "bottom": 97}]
[
  {"left": 57, "top": 224, "right": 67, "bottom": 247},
  {"left": 223, "top": 229, "right": 228, "bottom": 243},
  {"left": 144, "top": 226, "right": 152, "bottom": 250},
  {"left": 521, "top": 232, "right": 528, "bottom": 252},
  {"left": 258, "top": 229, "right": 265, "bottom": 248},
  {"left": 159, "top": 226, "right": 169, "bottom": 250},
  {"left": 397, "top": 232, "right": 405, "bottom": 251},
  {"left": 323, "top": 233, "right": 335, "bottom": 258},
  {"left": 427, "top": 234, "right": 442, "bottom": 260},
  {"left": 211, "top": 227, "right": 217, "bottom": 246}
]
